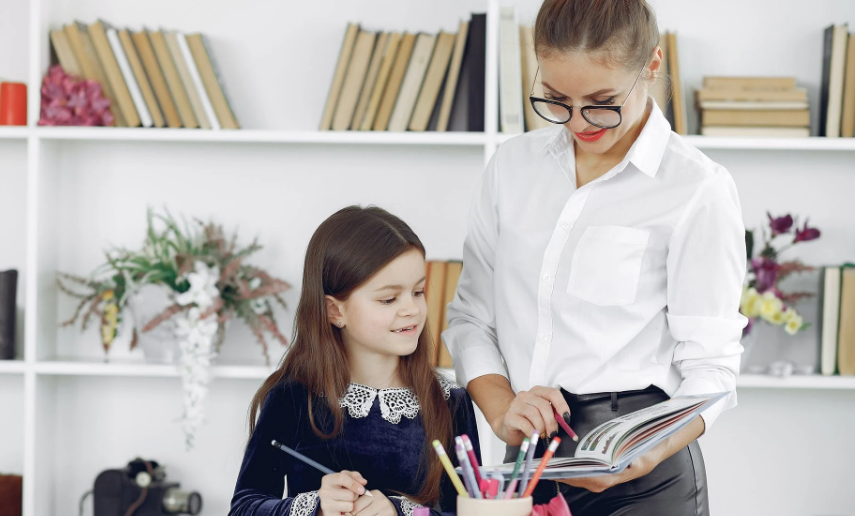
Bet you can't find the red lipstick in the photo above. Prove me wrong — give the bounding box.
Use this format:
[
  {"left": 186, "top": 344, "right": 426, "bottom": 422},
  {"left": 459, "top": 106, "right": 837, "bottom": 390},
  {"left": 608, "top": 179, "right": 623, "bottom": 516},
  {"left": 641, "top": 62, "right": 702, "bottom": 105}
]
[{"left": 574, "top": 128, "right": 607, "bottom": 142}]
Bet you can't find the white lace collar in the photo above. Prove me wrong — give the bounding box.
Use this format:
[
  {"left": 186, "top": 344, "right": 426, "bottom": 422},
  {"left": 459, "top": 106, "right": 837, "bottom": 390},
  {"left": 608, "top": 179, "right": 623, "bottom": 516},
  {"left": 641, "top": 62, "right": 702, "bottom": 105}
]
[{"left": 338, "top": 374, "right": 455, "bottom": 424}]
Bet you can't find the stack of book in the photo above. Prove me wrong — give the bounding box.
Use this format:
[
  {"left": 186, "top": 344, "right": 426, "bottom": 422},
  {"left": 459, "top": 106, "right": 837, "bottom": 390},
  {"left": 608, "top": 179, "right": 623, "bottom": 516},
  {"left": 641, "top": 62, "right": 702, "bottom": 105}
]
[
  {"left": 820, "top": 265, "right": 855, "bottom": 376},
  {"left": 320, "top": 14, "right": 486, "bottom": 132},
  {"left": 820, "top": 24, "right": 855, "bottom": 138},
  {"left": 424, "top": 260, "right": 461, "bottom": 368},
  {"left": 696, "top": 77, "right": 810, "bottom": 138},
  {"left": 49, "top": 21, "right": 240, "bottom": 129}
]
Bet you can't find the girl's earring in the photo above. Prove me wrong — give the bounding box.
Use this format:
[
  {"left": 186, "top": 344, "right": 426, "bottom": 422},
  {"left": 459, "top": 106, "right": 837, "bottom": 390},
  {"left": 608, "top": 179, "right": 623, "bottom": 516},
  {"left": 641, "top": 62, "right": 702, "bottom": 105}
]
[{"left": 337, "top": 321, "right": 344, "bottom": 328}]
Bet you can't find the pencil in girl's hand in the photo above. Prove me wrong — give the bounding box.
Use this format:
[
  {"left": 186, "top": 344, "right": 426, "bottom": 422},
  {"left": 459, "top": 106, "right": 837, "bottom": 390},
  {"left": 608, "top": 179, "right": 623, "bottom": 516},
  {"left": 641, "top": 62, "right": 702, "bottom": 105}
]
[
  {"left": 433, "top": 440, "right": 468, "bottom": 497},
  {"left": 270, "top": 440, "right": 374, "bottom": 497},
  {"left": 503, "top": 438, "right": 530, "bottom": 499},
  {"left": 552, "top": 406, "right": 579, "bottom": 442},
  {"left": 460, "top": 434, "right": 483, "bottom": 486},
  {"left": 518, "top": 432, "right": 539, "bottom": 497},
  {"left": 522, "top": 436, "right": 561, "bottom": 498}
]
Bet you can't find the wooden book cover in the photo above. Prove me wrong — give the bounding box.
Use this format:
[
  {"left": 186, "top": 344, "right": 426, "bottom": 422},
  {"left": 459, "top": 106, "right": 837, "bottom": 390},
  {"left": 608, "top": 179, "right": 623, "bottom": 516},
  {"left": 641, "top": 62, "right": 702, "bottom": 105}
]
[
  {"left": 64, "top": 22, "right": 123, "bottom": 126},
  {"left": 702, "top": 109, "right": 810, "bottom": 127},
  {"left": 448, "top": 13, "right": 486, "bottom": 132},
  {"left": 89, "top": 21, "right": 141, "bottom": 127},
  {"left": 703, "top": 77, "right": 797, "bottom": 90},
  {"left": 498, "top": 6, "right": 523, "bottom": 134},
  {"left": 519, "top": 25, "right": 549, "bottom": 132},
  {"left": 50, "top": 29, "right": 81, "bottom": 76},
  {"left": 332, "top": 30, "right": 376, "bottom": 131},
  {"left": 425, "top": 261, "right": 448, "bottom": 365},
  {"left": 696, "top": 88, "right": 807, "bottom": 102},
  {"left": 840, "top": 33, "right": 855, "bottom": 138},
  {"left": 106, "top": 27, "right": 153, "bottom": 128},
  {"left": 837, "top": 267, "right": 855, "bottom": 375},
  {"left": 825, "top": 24, "right": 849, "bottom": 138},
  {"left": 438, "top": 261, "right": 463, "bottom": 368},
  {"left": 351, "top": 32, "right": 388, "bottom": 130},
  {"left": 165, "top": 31, "right": 210, "bottom": 129},
  {"left": 437, "top": 21, "right": 469, "bottom": 132},
  {"left": 149, "top": 30, "right": 198, "bottom": 128},
  {"left": 176, "top": 33, "right": 219, "bottom": 129},
  {"left": 666, "top": 32, "right": 686, "bottom": 135},
  {"left": 320, "top": 23, "right": 359, "bottom": 131},
  {"left": 117, "top": 29, "right": 164, "bottom": 128},
  {"left": 700, "top": 126, "right": 809, "bottom": 138},
  {"left": 820, "top": 267, "right": 842, "bottom": 375},
  {"left": 388, "top": 33, "right": 436, "bottom": 132},
  {"left": 374, "top": 33, "right": 416, "bottom": 131},
  {"left": 649, "top": 34, "right": 670, "bottom": 118},
  {"left": 699, "top": 100, "right": 809, "bottom": 110},
  {"left": 186, "top": 34, "right": 240, "bottom": 129},
  {"left": 133, "top": 31, "right": 181, "bottom": 128},
  {"left": 409, "top": 31, "right": 455, "bottom": 132},
  {"left": 360, "top": 32, "right": 401, "bottom": 131}
]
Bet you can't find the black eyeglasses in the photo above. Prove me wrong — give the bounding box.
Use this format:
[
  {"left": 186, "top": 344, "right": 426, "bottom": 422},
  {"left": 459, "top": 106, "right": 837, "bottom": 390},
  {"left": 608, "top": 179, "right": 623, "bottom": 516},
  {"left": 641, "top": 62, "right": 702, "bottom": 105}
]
[{"left": 529, "top": 61, "right": 648, "bottom": 129}]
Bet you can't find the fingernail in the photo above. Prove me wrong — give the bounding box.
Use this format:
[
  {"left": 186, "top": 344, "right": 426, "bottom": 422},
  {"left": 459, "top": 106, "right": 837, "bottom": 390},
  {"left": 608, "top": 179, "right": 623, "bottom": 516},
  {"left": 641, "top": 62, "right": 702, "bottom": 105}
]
[
  {"left": 549, "top": 431, "right": 558, "bottom": 440},
  {"left": 563, "top": 412, "right": 572, "bottom": 423},
  {"left": 359, "top": 487, "right": 365, "bottom": 494}
]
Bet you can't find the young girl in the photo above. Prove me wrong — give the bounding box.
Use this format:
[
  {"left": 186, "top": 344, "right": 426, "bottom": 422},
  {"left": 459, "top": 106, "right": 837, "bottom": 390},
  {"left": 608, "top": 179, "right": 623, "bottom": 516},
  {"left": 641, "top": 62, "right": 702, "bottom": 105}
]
[{"left": 229, "top": 206, "right": 479, "bottom": 516}]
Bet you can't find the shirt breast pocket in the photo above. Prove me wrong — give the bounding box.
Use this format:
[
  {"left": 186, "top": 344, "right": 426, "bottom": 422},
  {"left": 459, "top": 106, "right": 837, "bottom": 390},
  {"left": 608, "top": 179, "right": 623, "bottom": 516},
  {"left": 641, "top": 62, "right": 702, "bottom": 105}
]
[{"left": 567, "top": 225, "right": 651, "bottom": 307}]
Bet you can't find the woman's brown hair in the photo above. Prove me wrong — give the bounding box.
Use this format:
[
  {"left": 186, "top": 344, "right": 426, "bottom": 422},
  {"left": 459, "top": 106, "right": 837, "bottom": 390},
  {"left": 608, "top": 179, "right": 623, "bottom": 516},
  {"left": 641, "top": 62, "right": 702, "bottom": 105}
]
[
  {"left": 247, "top": 205, "right": 452, "bottom": 505},
  {"left": 534, "top": 0, "right": 660, "bottom": 69}
]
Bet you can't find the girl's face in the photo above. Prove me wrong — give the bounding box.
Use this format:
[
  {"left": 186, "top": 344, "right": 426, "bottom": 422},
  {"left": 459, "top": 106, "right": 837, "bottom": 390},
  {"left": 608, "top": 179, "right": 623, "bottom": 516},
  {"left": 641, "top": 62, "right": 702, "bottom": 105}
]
[
  {"left": 329, "top": 249, "right": 427, "bottom": 360},
  {"left": 538, "top": 49, "right": 657, "bottom": 153}
]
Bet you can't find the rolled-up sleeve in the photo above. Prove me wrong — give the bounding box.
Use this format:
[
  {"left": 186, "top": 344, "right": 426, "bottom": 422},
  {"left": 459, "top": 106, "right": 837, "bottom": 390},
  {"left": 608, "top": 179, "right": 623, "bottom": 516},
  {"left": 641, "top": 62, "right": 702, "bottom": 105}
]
[
  {"left": 666, "top": 169, "right": 748, "bottom": 430},
  {"left": 443, "top": 154, "right": 508, "bottom": 387}
]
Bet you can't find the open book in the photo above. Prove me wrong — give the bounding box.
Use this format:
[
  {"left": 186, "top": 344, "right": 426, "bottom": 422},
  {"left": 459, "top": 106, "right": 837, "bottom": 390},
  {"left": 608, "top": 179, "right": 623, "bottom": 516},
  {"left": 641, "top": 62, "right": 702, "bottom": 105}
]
[{"left": 483, "top": 392, "right": 727, "bottom": 479}]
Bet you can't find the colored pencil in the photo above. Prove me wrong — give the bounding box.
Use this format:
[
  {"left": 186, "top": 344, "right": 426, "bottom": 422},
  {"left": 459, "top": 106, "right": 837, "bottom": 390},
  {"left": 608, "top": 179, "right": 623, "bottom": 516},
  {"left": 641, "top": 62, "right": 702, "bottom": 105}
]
[
  {"left": 433, "top": 440, "right": 468, "bottom": 497},
  {"left": 271, "top": 440, "right": 374, "bottom": 497},
  {"left": 518, "top": 432, "right": 539, "bottom": 497},
  {"left": 522, "top": 436, "right": 561, "bottom": 498},
  {"left": 503, "top": 438, "right": 530, "bottom": 499},
  {"left": 455, "top": 437, "right": 482, "bottom": 498},
  {"left": 553, "top": 406, "right": 579, "bottom": 442},
  {"left": 461, "top": 434, "right": 483, "bottom": 487}
]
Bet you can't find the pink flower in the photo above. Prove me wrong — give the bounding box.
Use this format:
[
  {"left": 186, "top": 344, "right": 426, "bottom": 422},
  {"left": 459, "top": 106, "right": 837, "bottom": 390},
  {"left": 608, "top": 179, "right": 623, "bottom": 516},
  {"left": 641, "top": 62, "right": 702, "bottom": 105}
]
[
  {"left": 767, "top": 212, "right": 793, "bottom": 236},
  {"left": 751, "top": 257, "right": 779, "bottom": 293},
  {"left": 38, "top": 65, "right": 113, "bottom": 126},
  {"left": 794, "top": 219, "right": 820, "bottom": 243}
]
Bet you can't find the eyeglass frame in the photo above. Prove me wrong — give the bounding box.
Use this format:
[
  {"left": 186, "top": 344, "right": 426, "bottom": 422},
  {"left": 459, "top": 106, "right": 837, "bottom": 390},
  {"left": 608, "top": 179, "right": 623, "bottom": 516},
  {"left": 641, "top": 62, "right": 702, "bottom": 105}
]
[{"left": 528, "top": 59, "right": 650, "bottom": 129}]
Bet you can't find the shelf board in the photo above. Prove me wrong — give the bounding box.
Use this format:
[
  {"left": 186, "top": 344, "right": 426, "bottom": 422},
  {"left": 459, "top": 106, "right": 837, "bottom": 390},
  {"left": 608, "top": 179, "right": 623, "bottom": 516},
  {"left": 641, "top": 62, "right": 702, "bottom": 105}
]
[
  {"left": 0, "top": 126, "right": 29, "bottom": 139},
  {"left": 31, "top": 127, "right": 489, "bottom": 146},
  {"left": 497, "top": 132, "right": 855, "bottom": 151},
  {"left": 738, "top": 374, "right": 855, "bottom": 389},
  {"left": 0, "top": 360, "right": 26, "bottom": 375},
  {"left": 34, "top": 357, "right": 275, "bottom": 379}
]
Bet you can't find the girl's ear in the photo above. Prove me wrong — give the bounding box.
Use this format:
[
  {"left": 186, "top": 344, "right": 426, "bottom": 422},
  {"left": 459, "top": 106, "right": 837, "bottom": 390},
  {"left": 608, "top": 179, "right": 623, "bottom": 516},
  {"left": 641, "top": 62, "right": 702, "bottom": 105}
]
[{"left": 325, "top": 295, "right": 345, "bottom": 327}]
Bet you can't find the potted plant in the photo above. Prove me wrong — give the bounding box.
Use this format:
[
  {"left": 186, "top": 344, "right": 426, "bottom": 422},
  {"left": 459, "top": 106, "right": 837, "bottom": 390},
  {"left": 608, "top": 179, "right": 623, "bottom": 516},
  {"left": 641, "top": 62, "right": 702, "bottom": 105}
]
[{"left": 58, "top": 208, "right": 291, "bottom": 448}]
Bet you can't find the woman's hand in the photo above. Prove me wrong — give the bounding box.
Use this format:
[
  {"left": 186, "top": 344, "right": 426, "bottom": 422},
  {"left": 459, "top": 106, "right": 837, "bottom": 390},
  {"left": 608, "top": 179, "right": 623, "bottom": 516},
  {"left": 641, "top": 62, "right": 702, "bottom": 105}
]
[
  {"left": 318, "top": 470, "right": 368, "bottom": 516},
  {"left": 495, "top": 386, "right": 573, "bottom": 446},
  {"left": 557, "top": 451, "right": 657, "bottom": 493},
  {"left": 351, "top": 491, "right": 397, "bottom": 516}
]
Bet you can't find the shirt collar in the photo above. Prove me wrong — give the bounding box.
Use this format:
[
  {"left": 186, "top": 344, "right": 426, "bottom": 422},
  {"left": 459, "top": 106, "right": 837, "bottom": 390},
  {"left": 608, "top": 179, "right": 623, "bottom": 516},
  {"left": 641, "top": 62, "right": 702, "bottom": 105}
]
[{"left": 545, "top": 97, "right": 671, "bottom": 179}]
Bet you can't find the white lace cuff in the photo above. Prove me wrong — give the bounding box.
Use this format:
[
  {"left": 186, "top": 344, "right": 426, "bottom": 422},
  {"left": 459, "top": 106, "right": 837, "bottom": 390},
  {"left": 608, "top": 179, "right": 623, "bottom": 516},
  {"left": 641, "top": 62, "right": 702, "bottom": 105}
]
[
  {"left": 389, "top": 495, "right": 426, "bottom": 516},
  {"left": 289, "top": 491, "right": 319, "bottom": 516}
]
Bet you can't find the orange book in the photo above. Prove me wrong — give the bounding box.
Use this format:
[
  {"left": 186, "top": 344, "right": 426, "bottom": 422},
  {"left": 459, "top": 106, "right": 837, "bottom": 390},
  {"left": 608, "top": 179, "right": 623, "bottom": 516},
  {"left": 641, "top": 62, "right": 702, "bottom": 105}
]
[
  {"left": 424, "top": 261, "right": 448, "bottom": 365},
  {"left": 438, "top": 261, "right": 463, "bottom": 368}
]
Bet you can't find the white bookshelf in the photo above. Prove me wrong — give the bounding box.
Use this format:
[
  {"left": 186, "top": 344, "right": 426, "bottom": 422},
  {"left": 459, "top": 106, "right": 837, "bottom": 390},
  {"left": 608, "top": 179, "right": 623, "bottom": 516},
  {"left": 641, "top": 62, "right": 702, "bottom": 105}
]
[{"left": 1, "top": 0, "right": 855, "bottom": 515}]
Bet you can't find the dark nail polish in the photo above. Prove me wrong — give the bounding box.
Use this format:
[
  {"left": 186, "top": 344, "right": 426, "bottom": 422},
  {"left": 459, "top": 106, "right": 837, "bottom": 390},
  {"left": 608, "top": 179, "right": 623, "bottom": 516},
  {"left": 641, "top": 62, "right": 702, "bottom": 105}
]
[
  {"left": 549, "top": 431, "right": 558, "bottom": 440},
  {"left": 563, "top": 412, "right": 572, "bottom": 424}
]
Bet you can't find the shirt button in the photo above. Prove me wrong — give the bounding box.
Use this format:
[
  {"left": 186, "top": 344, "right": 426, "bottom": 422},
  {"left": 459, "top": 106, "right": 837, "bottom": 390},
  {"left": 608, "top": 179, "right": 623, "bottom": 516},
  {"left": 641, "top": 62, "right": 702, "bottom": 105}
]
[{"left": 561, "top": 220, "right": 570, "bottom": 229}]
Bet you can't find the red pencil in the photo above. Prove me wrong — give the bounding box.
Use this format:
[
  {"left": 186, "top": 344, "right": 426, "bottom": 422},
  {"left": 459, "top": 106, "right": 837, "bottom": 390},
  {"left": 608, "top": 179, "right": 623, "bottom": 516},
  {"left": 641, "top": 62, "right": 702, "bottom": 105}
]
[
  {"left": 522, "top": 436, "right": 561, "bottom": 498},
  {"left": 553, "top": 406, "right": 579, "bottom": 442}
]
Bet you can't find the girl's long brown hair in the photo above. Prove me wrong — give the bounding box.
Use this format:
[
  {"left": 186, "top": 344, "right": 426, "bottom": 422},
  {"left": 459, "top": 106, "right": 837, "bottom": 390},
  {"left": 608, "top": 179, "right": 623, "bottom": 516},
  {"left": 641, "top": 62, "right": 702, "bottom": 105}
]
[{"left": 248, "top": 205, "right": 453, "bottom": 505}]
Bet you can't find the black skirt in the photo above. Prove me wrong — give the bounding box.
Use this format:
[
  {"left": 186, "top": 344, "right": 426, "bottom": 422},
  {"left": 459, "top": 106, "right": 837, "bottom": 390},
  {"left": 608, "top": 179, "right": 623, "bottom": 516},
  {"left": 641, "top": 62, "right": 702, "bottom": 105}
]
[{"left": 504, "top": 385, "right": 709, "bottom": 516}]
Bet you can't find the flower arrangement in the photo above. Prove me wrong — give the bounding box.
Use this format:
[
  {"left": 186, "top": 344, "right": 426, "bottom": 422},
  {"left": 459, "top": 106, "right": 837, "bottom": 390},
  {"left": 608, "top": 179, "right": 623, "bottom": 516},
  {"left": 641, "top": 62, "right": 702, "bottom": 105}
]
[
  {"left": 58, "top": 208, "right": 291, "bottom": 448},
  {"left": 38, "top": 65, "right": 114, "bottom": 126},
  {"left": 741, "top": 213, "right": 821, "bottom": 337}
]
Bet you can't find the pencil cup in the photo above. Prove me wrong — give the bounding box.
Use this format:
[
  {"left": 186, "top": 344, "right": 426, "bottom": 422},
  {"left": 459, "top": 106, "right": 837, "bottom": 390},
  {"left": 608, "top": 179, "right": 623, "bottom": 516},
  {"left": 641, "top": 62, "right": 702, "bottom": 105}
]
[{"left": 457, "top": 496, "right": 532, "bottom": 516}]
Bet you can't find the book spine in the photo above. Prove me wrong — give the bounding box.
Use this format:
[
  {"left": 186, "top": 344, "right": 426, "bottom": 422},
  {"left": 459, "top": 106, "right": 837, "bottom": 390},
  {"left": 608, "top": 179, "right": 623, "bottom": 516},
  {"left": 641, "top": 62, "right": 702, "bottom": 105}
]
[
  {"left": 178, "top": 33, "right": 220, "bottom": 130},
  {"left": 107, "top": 28, "right": 153, "bottom": 128},
  {"left": 0, "top": 270, "right": 18, "bottom": 360}
]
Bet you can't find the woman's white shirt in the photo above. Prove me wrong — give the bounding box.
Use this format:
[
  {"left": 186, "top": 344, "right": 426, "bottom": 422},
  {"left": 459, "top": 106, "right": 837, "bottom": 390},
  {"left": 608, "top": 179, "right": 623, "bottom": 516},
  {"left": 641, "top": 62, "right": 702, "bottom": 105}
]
[{"left": 443, "top": 99, "right": 747, "bottom": 429}]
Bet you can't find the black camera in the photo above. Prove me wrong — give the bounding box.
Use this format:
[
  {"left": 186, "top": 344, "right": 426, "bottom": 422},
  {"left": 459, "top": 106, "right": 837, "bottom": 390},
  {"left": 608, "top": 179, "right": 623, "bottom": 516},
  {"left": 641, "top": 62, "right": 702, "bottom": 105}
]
[{"left": 93, "top": 459, "right": 202, "bottom": 516}]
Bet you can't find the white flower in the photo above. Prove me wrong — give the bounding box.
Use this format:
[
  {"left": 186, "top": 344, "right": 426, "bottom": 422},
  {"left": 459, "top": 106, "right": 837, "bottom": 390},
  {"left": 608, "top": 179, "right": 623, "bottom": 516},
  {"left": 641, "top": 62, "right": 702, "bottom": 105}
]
[
  {"left": 251, "top": 299, "right": 267, "bottom": 315},
  {"left": 175, "top": 262, "right": 220, "bottom": 308},
  {"left": 740, "top": 287, "right": 761, "bottom": 318},
  {"left": 248, "top": 277, "right": 262, "bottom": 290},
  {"left": 758, "top": 291, "right": 784, "bottom": 324},
  {"left": 784, "top": 312, "right": 804, "bottom": 335},
  {"left": 173, "top": 305, "right": 219, "bottom": 450}
]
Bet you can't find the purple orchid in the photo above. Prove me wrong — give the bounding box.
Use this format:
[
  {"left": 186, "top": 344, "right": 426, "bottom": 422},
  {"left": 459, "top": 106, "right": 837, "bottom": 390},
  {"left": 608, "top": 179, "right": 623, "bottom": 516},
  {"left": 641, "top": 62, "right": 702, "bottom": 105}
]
[
  {"left": 794, "top": 219, "right": 821, "bottom": 243},
  {"left": 751, "top": 257, "right": 779, "bottom": 293},
  {"left": 767, "top": 212, "right": 794, "bottom": 236}
]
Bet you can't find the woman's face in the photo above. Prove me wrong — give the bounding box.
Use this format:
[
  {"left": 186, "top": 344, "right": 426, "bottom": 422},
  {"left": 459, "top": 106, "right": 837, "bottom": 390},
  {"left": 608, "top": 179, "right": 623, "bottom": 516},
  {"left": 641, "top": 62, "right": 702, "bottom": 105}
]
[{"left": 537, "top": 49, "right": 658, "bottom": 154}]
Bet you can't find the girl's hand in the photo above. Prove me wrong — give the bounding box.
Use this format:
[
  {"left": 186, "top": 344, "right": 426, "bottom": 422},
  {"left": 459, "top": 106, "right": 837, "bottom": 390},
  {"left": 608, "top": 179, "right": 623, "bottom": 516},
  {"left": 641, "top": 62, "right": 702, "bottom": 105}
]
[
  {"left": 318, "top": 470, "right": 368, "bottom": 516},
  {"left": 351, "top": 491, "right": 397, "bottom": 516},
  {"left": 494, "top": 386, "right": 572, "bottom": 446}
]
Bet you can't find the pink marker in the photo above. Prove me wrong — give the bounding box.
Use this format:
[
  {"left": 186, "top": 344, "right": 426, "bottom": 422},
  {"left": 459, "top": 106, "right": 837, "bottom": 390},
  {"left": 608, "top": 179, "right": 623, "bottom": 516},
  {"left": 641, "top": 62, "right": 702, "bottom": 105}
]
[{"left": 461, "top": 434, "right": 483, "bottom": 486}]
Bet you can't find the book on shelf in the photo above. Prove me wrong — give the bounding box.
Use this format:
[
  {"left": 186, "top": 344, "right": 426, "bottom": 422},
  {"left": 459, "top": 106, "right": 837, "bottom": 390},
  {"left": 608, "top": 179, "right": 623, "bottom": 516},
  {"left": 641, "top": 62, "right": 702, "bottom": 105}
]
[
  {"left": 106, "top": 26, "right": 153, "bottom": 128},
  {"left": 388, "top": 33, "right": 436, "bottom": 132},
  {"left": 478, "top": 393, "right": 726, "bottom": 479},
  {"left": 116, "top": 29, "right": 164, "bottom": 128},
  {"left": 819, "top": 24, "right": 849, "bottom": 138},
  {"left": 498, "top": 6, "right": 523, "bottom": 134},
  {"left": 374, "top": 32, "right": 416, "bottom": 131},
  {"left": 436, "top": 21, "right": 469, "bottom": 132},
  {"left": 665, "top": 32, "right": 687, "bottom": 135},
  {"left": 448, "top": 13, "right": 486, "bottom": 132},
  {"left": 409, "top": 31, "right": 455, "bottom": 132},
  {"left": 425, "top": 260, "right": 460, "bottom": 368},
  {"left": 164, "top": 31, "right": 208, "bottom": 129},
  {"left": 837, "top": 266, "right": 855, "bottom": 375},
  {"left": 841, "top": 31, "right": 855, "bottom": 138},
  {"left": 175, "top": 32, "right": 220, "bottom": 130},
  {"left": 63, "top": 22, "right": 124, "bottom": 126},
  {"left": 133, "top": 30, "right": 182, "bottom": 128},
  {"left": 89, "top": 20, "right": 142, "bottom": 127},
  {"left": 185, "top": 34, "right": 240, "bottom": 130},
  {"left": 333, "top": 30, "right": 376, "bottom": 131},
  {"left": 817, "top": 264, "right": 855, "bottom": 376},
  {"left": 49, "top": 29, "right": 82, "bottom": 77},
  {"left": 351, "top": 32, "right": 388, "bottom": 131}
]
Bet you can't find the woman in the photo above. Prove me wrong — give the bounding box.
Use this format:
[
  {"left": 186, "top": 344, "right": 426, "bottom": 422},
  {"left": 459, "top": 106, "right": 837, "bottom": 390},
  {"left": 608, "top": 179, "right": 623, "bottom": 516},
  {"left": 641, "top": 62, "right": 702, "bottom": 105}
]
[{"left": 443, "top": 1, "right": 747, "bottom": 515}]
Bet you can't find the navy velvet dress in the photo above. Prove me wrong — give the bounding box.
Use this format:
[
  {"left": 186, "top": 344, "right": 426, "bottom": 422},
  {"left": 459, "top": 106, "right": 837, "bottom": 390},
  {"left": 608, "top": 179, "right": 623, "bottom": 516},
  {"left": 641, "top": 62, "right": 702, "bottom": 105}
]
[{"left": 229, "top": 374, "right": 480, "bottom": 516}]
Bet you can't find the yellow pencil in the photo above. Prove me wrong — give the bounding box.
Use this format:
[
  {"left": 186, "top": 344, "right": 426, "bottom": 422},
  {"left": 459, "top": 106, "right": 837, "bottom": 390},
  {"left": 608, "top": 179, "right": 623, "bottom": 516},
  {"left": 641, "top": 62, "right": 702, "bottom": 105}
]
[{"left": 432, "top": 440, "right": 468, "bottom": 497}]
